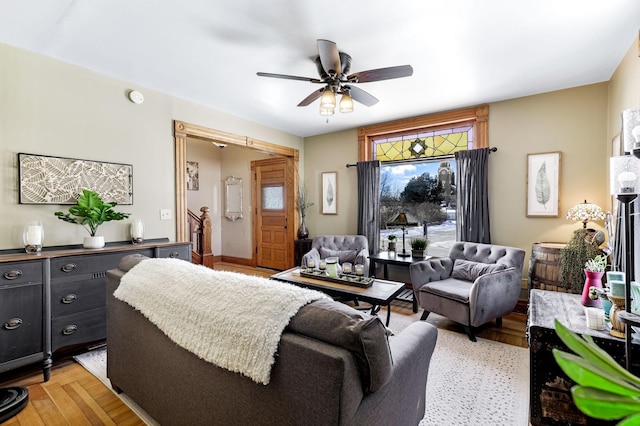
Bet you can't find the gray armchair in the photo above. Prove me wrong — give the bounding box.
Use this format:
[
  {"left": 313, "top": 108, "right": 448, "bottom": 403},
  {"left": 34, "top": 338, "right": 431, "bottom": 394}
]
[
  {"left": 410, "top": 242, "right": 525, "bottom": 341},
  {"left": 301, "top": 235, "right": 370, "bottom": 276}
]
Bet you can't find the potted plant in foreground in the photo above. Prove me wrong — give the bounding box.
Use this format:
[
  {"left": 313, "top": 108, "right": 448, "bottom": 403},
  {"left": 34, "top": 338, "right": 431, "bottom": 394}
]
[
  {"left": 411, "top": 237, "right": 428, "bottom": 258},
  {"left": 55, "top": 189, "right": 131, "bottom": 248}
]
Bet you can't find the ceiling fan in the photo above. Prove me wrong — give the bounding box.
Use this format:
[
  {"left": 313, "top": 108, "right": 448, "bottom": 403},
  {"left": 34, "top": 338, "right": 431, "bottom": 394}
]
[{"left": 257, "top": 39, "right": 413, "bottom": 116}]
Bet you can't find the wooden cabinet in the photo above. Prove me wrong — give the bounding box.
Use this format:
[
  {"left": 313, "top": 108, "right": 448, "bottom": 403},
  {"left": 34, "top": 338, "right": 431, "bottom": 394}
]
[
  {"left": 0, "top": 239, "right": 191, "bottom": 382},
  {"left": 0, "top": 260, "right": 47, "bottom": 376}
]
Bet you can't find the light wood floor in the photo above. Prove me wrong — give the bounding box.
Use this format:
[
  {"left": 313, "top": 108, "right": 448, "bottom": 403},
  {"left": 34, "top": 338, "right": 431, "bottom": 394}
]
[{"left": 0, "top": 262, "right": 527, "bottom": 425}]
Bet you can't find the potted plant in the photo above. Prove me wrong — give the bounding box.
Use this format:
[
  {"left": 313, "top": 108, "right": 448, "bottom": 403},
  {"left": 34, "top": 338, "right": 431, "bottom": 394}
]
[
  {"left": 581, "top": 254, "right": 608, "bottom": 307},
  {"left": 387, "top": 235, "right": 397, "bottom": 252},
  {"left": 411, "top": 237, "right": 428, "bottom": 258},
  {"left": 560, "top": 229, "right": 602, "bottom": 293},
  {"left": 55, "top": 189, "right": 131, "bottom": 248}
]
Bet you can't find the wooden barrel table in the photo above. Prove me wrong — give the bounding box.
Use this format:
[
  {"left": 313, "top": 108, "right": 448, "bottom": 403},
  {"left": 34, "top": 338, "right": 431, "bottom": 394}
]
[{"left": 528, "top": 242, "right": 575, "bottom": 293}]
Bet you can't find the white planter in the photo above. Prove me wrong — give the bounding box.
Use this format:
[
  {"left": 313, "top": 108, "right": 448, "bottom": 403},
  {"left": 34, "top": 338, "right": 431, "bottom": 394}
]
[{"left": 83, "top": 236, "right": 105, "bottom": 249}]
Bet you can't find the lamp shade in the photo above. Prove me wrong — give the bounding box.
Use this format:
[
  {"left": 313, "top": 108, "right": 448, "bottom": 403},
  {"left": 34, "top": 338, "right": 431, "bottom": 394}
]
[
  {"left": 622, "top": 108, "right": 640, "bottom": 155},
  {"left": 566, "top": 200, "right": 605, "bottom": 228},
  {"left": 320, "top": 88, "right": 336, "bottom": 109},
  {"left": 610, "top": 155, "right": 640, "bottom": 195},
  {"left": 387, "top": 212, "right": 419, "bottom": 227},
  {"left": 339, "top": 93, "right": 354, "bottom": 113},
  {"left": 319, "top": 105, "right": 334, "bottom": 116}
]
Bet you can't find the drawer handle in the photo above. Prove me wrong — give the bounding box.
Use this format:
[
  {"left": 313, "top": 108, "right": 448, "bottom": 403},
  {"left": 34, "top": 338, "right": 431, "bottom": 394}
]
[
  {"left": 169, "top": 251, "right": 179, "bottom": 258},
  {"left": 61, "top": 263, "right": 77, "bottom": 273},
  {"left": 62, "top": 325, "right": 78, "bottom": 335},
  {"left": 3, "top": 318, "right": 22, "bottom": 330},
  {"left": 3, "top": 270, "right": 22, "bottom": 280},
  {"left": 61, "top": 294, "right": 77, "bottom": 304}
]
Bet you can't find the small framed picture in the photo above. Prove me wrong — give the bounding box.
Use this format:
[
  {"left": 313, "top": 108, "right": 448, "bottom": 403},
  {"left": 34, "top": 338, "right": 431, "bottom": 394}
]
[
  {"left": 321, "top": 172, "right": 337, "bottom": 214},
  {"left": 186, "top": 161, "right": 199, "bottom": 191},
  {"left": 526, "top": 152, "right": 561, "bottom": 217}
]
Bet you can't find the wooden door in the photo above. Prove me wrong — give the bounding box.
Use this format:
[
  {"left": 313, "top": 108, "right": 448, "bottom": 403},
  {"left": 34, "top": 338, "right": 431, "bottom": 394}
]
[{"left": 252, "top": 157, "right": 296, "bottom": 270}]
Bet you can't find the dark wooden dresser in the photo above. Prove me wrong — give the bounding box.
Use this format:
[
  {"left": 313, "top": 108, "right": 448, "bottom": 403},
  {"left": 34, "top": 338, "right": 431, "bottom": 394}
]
[
  {"left": 0, "top": 239, "right": 190, "bottom": 382},
  {"left": 528, "top": 289, "right": 636, "bottom": 425}
]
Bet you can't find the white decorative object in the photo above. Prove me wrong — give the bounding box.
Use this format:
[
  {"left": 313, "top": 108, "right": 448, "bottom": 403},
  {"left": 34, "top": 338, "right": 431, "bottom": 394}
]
[
  {"left": 585, "top": 307, "right": 605, "bottom": 330},
  {"left": 23, "top": 221, "right": 43, "bottom": 253},
  {"left": 130, "top": 219, "right": 144, "bottom": 244},
  {"left": 610, "top": 156, "right": 640, "bottom": 195},
  {"left": 83, "top": 236, "right": 105, "bottom": 249}
]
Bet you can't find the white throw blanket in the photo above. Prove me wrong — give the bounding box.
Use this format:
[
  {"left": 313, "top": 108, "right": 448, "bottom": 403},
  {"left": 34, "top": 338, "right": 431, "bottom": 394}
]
[{"left": 113, "top": 258, "right": 329, "bottom": 385}]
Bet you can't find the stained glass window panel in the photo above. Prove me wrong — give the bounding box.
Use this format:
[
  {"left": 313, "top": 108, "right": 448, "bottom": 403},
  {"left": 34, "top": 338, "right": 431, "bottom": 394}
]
[{"left": 373, "top": 125, "right": 473, "bottom": 161}]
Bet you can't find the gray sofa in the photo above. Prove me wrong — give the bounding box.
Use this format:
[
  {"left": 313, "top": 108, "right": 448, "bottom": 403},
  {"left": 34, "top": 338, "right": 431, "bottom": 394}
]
[
  {"left": 410, "top": 242, "right": 525, "bottom": 341},
  {"left": 301, "top": 235, "right": 370, "bottom": 276},
  {"left": 106, "top": 254, "right": 438, "bottom": 426}
]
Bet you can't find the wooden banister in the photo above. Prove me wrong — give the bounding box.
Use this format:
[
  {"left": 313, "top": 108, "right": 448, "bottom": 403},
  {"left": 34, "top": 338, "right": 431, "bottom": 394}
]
[{"left": 187, "top": 206, "right": 214, "bottom": 268}]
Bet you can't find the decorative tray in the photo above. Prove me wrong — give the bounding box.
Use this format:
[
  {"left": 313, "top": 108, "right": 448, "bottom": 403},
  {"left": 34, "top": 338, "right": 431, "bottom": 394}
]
[{"left": 299, "top": 269, "right": 374, "bottom": 288}]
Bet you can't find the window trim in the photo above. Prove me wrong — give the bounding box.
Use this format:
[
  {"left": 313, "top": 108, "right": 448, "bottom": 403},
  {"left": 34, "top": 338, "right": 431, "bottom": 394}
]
[{"left": 357, "top": 105, "right": 489, "bottom": 161}]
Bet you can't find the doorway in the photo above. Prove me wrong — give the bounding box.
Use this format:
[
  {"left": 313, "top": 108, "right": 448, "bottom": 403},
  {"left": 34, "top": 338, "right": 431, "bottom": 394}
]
[
  {"left": 252, "top": 157, "right": 296, "bottom": 270},
  {"left": 174, "top": 121, "right": 299, "bottom": 268}
]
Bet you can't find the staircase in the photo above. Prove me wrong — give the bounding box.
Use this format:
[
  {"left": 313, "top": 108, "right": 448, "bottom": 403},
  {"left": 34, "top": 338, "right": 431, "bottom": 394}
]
[{"left": 188, "top": 206, "right": 214, "bottom": 268}]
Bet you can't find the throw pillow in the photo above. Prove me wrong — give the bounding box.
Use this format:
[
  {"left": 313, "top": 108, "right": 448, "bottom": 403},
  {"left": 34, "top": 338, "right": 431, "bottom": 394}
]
[
  {"left": 319, "top": 247, "right": 365, "bottom": 265},
  {"left": 451, "top": 259, "right": 507, "bottom": 282},
  {"left": 287, "top": 299, "right": 392, "bottom": 393}
]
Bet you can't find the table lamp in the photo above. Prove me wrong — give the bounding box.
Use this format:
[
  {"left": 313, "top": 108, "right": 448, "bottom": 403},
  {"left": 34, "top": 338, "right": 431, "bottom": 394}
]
[
  {"left": 386, "top": 212, "right": 418, "bottom": 257},
  {"left": 566, "top": 200, "right": 606, "bottom": 229}
]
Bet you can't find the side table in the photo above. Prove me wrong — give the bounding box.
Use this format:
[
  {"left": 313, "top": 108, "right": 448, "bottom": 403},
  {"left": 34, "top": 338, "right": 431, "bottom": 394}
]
[
  {"left": 368, "top": 251, "right": 432, "bottom": 313},
  {"left": 528, "top": 289, "right": 638, "bottom": 425},
  {"left": 294, "top": 239, "right": 312, "bottom": 266}
]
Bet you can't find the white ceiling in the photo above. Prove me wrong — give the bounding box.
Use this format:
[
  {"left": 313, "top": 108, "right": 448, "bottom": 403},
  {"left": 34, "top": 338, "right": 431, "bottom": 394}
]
[{"left": 1, "top": 1, "right": 639, "bottom": 137}]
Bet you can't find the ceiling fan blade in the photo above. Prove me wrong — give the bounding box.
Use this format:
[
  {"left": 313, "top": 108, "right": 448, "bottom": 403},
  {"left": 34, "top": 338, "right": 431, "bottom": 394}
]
[
  {"left": 257, "top": 72, "right": 322, "bottom": 83},
  {"left": 297, "top": 89, "right": 323, "bottom": 107},
  {"left": 347, "top": 65, "right": 413, "bottom": 83},
  {"left": 345, "top": 85, "right": 378, "bottom": 107},
  {"left": 317, "top": 39, "right": 341, "bottom": 76}
]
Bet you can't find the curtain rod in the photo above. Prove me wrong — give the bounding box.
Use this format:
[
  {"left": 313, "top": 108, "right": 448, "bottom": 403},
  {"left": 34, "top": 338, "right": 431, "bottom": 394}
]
[{"left": 346, "top": 146, "right": 498, "bottom": 168}]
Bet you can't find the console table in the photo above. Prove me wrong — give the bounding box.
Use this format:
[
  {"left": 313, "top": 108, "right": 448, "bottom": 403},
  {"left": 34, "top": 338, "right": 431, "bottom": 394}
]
[
  {"left": 528, "top": 289, "right": 637, "bottom": 425},
  {"left": 0, "top": 239, "right": 191, "bottom": 382}
]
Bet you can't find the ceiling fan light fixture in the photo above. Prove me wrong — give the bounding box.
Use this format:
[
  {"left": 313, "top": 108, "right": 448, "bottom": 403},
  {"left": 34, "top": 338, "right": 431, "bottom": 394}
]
[
  {"left": 339, "top": 93, "right": 354, "bottom": 113},
  {"left": 320, "top": 88, "right": 336, "bottom": 109},
  {"left": 319, "top": 105, "right": 335, "bottom": 116}
]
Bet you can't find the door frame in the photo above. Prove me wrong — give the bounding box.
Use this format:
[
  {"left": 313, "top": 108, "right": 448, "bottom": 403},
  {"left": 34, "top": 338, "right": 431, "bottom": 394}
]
[{"left": 173, "top": 120, "right": 299, "bottom": 265}]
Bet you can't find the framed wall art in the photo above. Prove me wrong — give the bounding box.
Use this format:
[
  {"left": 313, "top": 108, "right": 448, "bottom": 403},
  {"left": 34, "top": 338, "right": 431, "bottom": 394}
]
[
  {"left": 321, "top": 171, "right": 337, "bottom": 214},
  {"left": 526, "top": 152, "right": 561, "bottom": 217},
  {"left": 186, "top": 161, "right": 199, "bottom": 190},
  {"left": 18, "top": 153, "right": 133, "bottom": 205}
]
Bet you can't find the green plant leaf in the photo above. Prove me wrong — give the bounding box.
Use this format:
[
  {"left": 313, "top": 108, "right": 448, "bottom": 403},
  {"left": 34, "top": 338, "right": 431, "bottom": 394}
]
[
  {"left": 617, "top": 412, "right": 640, "bottom": 426},
  {"left": 554, "top": 319, "right": 640, "bottom": 387},
  {"left": 571, "top": 386, "right": 640, "bottom": 420},
  {"left": 554, "top": 350, "right": 640, "bottom": 397}
]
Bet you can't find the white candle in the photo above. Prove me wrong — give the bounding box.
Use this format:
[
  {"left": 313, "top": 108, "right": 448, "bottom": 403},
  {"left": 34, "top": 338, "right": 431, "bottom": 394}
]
[
  {"left": 131, "top": 220, "right": 144, "bottom": 238},
  {"left": 26, "top": 225, "right": 42, "bottom": 245}
]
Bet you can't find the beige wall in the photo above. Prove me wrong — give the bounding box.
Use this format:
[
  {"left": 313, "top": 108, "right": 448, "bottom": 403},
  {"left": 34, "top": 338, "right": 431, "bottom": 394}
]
[
  {"left": 608, "top": 39, "right": 640, "bottom": 149},
  {"left": 0, "top": 42, "right": 303, "bottom": 250}
]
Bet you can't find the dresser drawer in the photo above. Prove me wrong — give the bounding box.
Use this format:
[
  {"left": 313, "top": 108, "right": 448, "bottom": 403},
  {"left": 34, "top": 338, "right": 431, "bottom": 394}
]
[
  {"left": 50, "top": 250, "right": 153, "bottom": 279},
  {"left": 156, "top": 244, "right": 190, "bottom": 260},
  {"left": 0, "top": 283, "right": 43, "bottom": 363},
  {"left": 51, "top": 307, "right": 106, "bottom": 352},
  {"left": 51, "top": 277, "right": 106, "bottom": 318},
  {"left": 0, "top": 260, "right": 43, "bottom": 287}
]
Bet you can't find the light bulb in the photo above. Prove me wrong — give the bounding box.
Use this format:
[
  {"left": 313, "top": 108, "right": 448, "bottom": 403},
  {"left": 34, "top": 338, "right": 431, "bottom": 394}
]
[{"left": 618, "top": 171, "right": 637, "bottom": 194}]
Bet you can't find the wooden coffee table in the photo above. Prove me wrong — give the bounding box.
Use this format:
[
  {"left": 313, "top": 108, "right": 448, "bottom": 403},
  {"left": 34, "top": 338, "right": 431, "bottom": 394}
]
[{"left": 271, "top": 267, "right": 405, "bottom": 326}]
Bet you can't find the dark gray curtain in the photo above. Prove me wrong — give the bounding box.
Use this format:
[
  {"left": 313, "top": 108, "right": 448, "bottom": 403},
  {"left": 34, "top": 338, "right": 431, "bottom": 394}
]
[
  {"left": 357, "top": 161, "right": 381, "bottom": 254},
  {"left": 455, "top": 148, "right": 491, "bottom": 243}
]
